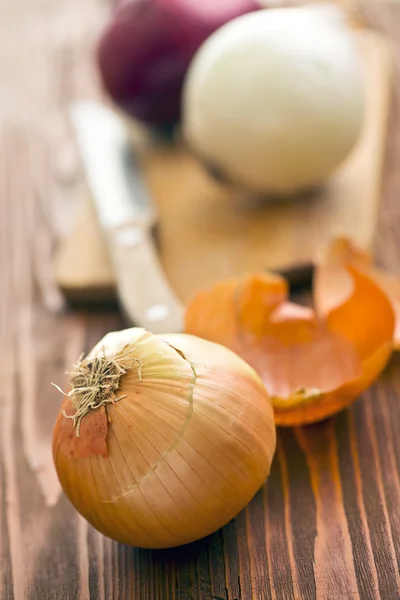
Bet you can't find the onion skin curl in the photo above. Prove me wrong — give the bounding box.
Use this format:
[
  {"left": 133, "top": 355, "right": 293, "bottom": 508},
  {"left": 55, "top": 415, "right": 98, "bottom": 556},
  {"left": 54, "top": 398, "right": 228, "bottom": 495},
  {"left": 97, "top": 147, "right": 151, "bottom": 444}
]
[
  {"left": 185, "top": 258, "right": 395, "bottom": 426},
  {"left": 52, "top": 329, "right": 276, "bottom": 549}
]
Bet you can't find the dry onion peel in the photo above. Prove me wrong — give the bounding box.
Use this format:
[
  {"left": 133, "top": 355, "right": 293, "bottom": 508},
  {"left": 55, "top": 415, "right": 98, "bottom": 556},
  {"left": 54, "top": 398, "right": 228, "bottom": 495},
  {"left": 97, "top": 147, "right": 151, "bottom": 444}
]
[
  {"left": 185, "top": 265, "right": 394, "bottom": 426},
  {"left": 52, "top": 328, "right": 276, "bottom": 549},
  {"left": 316, "top": 236, "right": 400, "bottom": 349}
]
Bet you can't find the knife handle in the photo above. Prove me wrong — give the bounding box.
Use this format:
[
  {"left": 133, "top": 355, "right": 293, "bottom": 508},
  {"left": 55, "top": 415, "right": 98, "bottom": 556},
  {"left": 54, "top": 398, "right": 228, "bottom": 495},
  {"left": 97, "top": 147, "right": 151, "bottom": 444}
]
[{"left": 107, "top": 222, "right": 184, "bottom": 334}]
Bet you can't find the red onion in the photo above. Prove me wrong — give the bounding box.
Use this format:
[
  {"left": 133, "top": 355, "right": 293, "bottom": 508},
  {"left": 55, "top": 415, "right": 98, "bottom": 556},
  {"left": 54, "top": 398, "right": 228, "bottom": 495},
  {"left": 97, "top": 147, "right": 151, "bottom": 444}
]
[{"left": 97, "top": 0, "right": 259, "bottom": 127}]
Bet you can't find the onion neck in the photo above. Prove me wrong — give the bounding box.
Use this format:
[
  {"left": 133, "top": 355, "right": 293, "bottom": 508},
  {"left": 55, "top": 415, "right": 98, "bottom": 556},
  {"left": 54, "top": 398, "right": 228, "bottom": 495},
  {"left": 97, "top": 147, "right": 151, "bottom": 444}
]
[{"left": 62, "top": 349, "right": 141, "bottom": 437}]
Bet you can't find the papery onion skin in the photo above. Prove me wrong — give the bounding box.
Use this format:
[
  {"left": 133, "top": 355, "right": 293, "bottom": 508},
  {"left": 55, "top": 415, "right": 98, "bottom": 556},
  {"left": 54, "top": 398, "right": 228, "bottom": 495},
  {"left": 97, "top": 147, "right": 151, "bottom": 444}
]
[
  {"left": 272, "top": 341, "right": 391, "bottom": 426},
  {"left": 52, "top": 329, "right": 276, "bottom": 549},
  {"left": 184, "top": 268, "right": 394, "bottom": 427},
  {"left": 316, "top": 236, "right": 400, "bottom": 349}
]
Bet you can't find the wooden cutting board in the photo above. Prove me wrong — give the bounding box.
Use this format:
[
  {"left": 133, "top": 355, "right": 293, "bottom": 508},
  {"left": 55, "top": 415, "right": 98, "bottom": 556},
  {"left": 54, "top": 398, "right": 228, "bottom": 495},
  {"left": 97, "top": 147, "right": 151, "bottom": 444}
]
[{"left": 55, "top": 29, "right": 393, "bottom": 305}]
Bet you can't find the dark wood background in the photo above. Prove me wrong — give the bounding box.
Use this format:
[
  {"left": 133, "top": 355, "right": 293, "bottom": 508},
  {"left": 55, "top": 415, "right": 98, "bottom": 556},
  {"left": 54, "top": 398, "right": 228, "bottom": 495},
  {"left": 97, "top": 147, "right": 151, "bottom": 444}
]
[{"left": 1, "top": 1, "right": 400, "bottom": 598}]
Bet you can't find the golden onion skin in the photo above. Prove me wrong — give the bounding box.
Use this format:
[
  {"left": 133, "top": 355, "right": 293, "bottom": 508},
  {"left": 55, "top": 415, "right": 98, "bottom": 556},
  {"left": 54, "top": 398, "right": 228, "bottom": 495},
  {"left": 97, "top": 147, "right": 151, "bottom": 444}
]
[{"left": 52, "top": 329, "right": 276, "bottom": 549}]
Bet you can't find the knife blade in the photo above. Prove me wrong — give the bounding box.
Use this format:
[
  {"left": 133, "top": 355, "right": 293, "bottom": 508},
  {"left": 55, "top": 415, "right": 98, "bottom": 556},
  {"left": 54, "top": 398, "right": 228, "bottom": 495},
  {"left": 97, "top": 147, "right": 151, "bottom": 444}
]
[{"left": 70, "top": 100, "right": 184, "bottom": 333}]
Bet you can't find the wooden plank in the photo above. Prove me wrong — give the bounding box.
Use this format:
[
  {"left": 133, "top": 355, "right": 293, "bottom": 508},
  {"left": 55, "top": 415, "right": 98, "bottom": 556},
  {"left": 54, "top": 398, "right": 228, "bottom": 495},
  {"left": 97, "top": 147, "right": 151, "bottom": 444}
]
[
  {"left": 1, "top": 1, "right": 400, "bottom": 599},
  {"left": 54, "top": 28, "right": 393, "bottom": 304}
]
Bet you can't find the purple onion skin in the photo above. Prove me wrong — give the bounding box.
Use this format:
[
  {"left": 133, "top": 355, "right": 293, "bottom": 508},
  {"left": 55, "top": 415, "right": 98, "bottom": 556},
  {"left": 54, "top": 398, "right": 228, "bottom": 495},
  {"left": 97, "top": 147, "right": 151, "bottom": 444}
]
[{"left": 97, "top": 0, "right": 259, "bottom": 128}]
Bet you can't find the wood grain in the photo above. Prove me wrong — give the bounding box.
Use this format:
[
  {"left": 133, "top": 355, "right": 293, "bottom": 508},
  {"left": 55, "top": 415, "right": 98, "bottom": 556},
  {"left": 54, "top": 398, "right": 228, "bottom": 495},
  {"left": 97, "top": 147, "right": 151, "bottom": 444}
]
[{"left": 1, "top": 1, "right": 400, "bottom": 599}]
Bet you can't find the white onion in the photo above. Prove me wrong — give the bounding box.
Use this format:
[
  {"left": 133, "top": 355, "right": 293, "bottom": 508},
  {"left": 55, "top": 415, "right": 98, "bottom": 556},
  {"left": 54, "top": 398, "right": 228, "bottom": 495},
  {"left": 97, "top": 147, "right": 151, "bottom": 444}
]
[{"left": 183, "top": 5, "right": 365, "bottom": 194}]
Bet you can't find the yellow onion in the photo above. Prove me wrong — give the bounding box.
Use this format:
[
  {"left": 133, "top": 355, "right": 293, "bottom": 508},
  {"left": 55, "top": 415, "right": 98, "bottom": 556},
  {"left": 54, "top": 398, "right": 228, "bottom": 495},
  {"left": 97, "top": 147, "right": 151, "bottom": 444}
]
[{"left": 52, "top": 328, "right": 276, "bottom": 548}]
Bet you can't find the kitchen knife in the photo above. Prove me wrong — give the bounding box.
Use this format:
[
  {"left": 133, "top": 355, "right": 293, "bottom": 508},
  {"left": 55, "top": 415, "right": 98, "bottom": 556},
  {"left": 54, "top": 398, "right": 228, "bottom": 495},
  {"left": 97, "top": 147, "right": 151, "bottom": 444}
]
[{"left": 70, "top": 100, "right": 184, "bottom": 333}]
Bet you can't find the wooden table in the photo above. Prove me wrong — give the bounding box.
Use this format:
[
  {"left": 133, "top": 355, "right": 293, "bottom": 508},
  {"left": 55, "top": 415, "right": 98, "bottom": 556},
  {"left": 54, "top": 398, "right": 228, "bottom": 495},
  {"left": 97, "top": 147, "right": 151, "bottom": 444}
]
[{"left": 1, "top": 1, "right": 400, "bottom": 598}]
